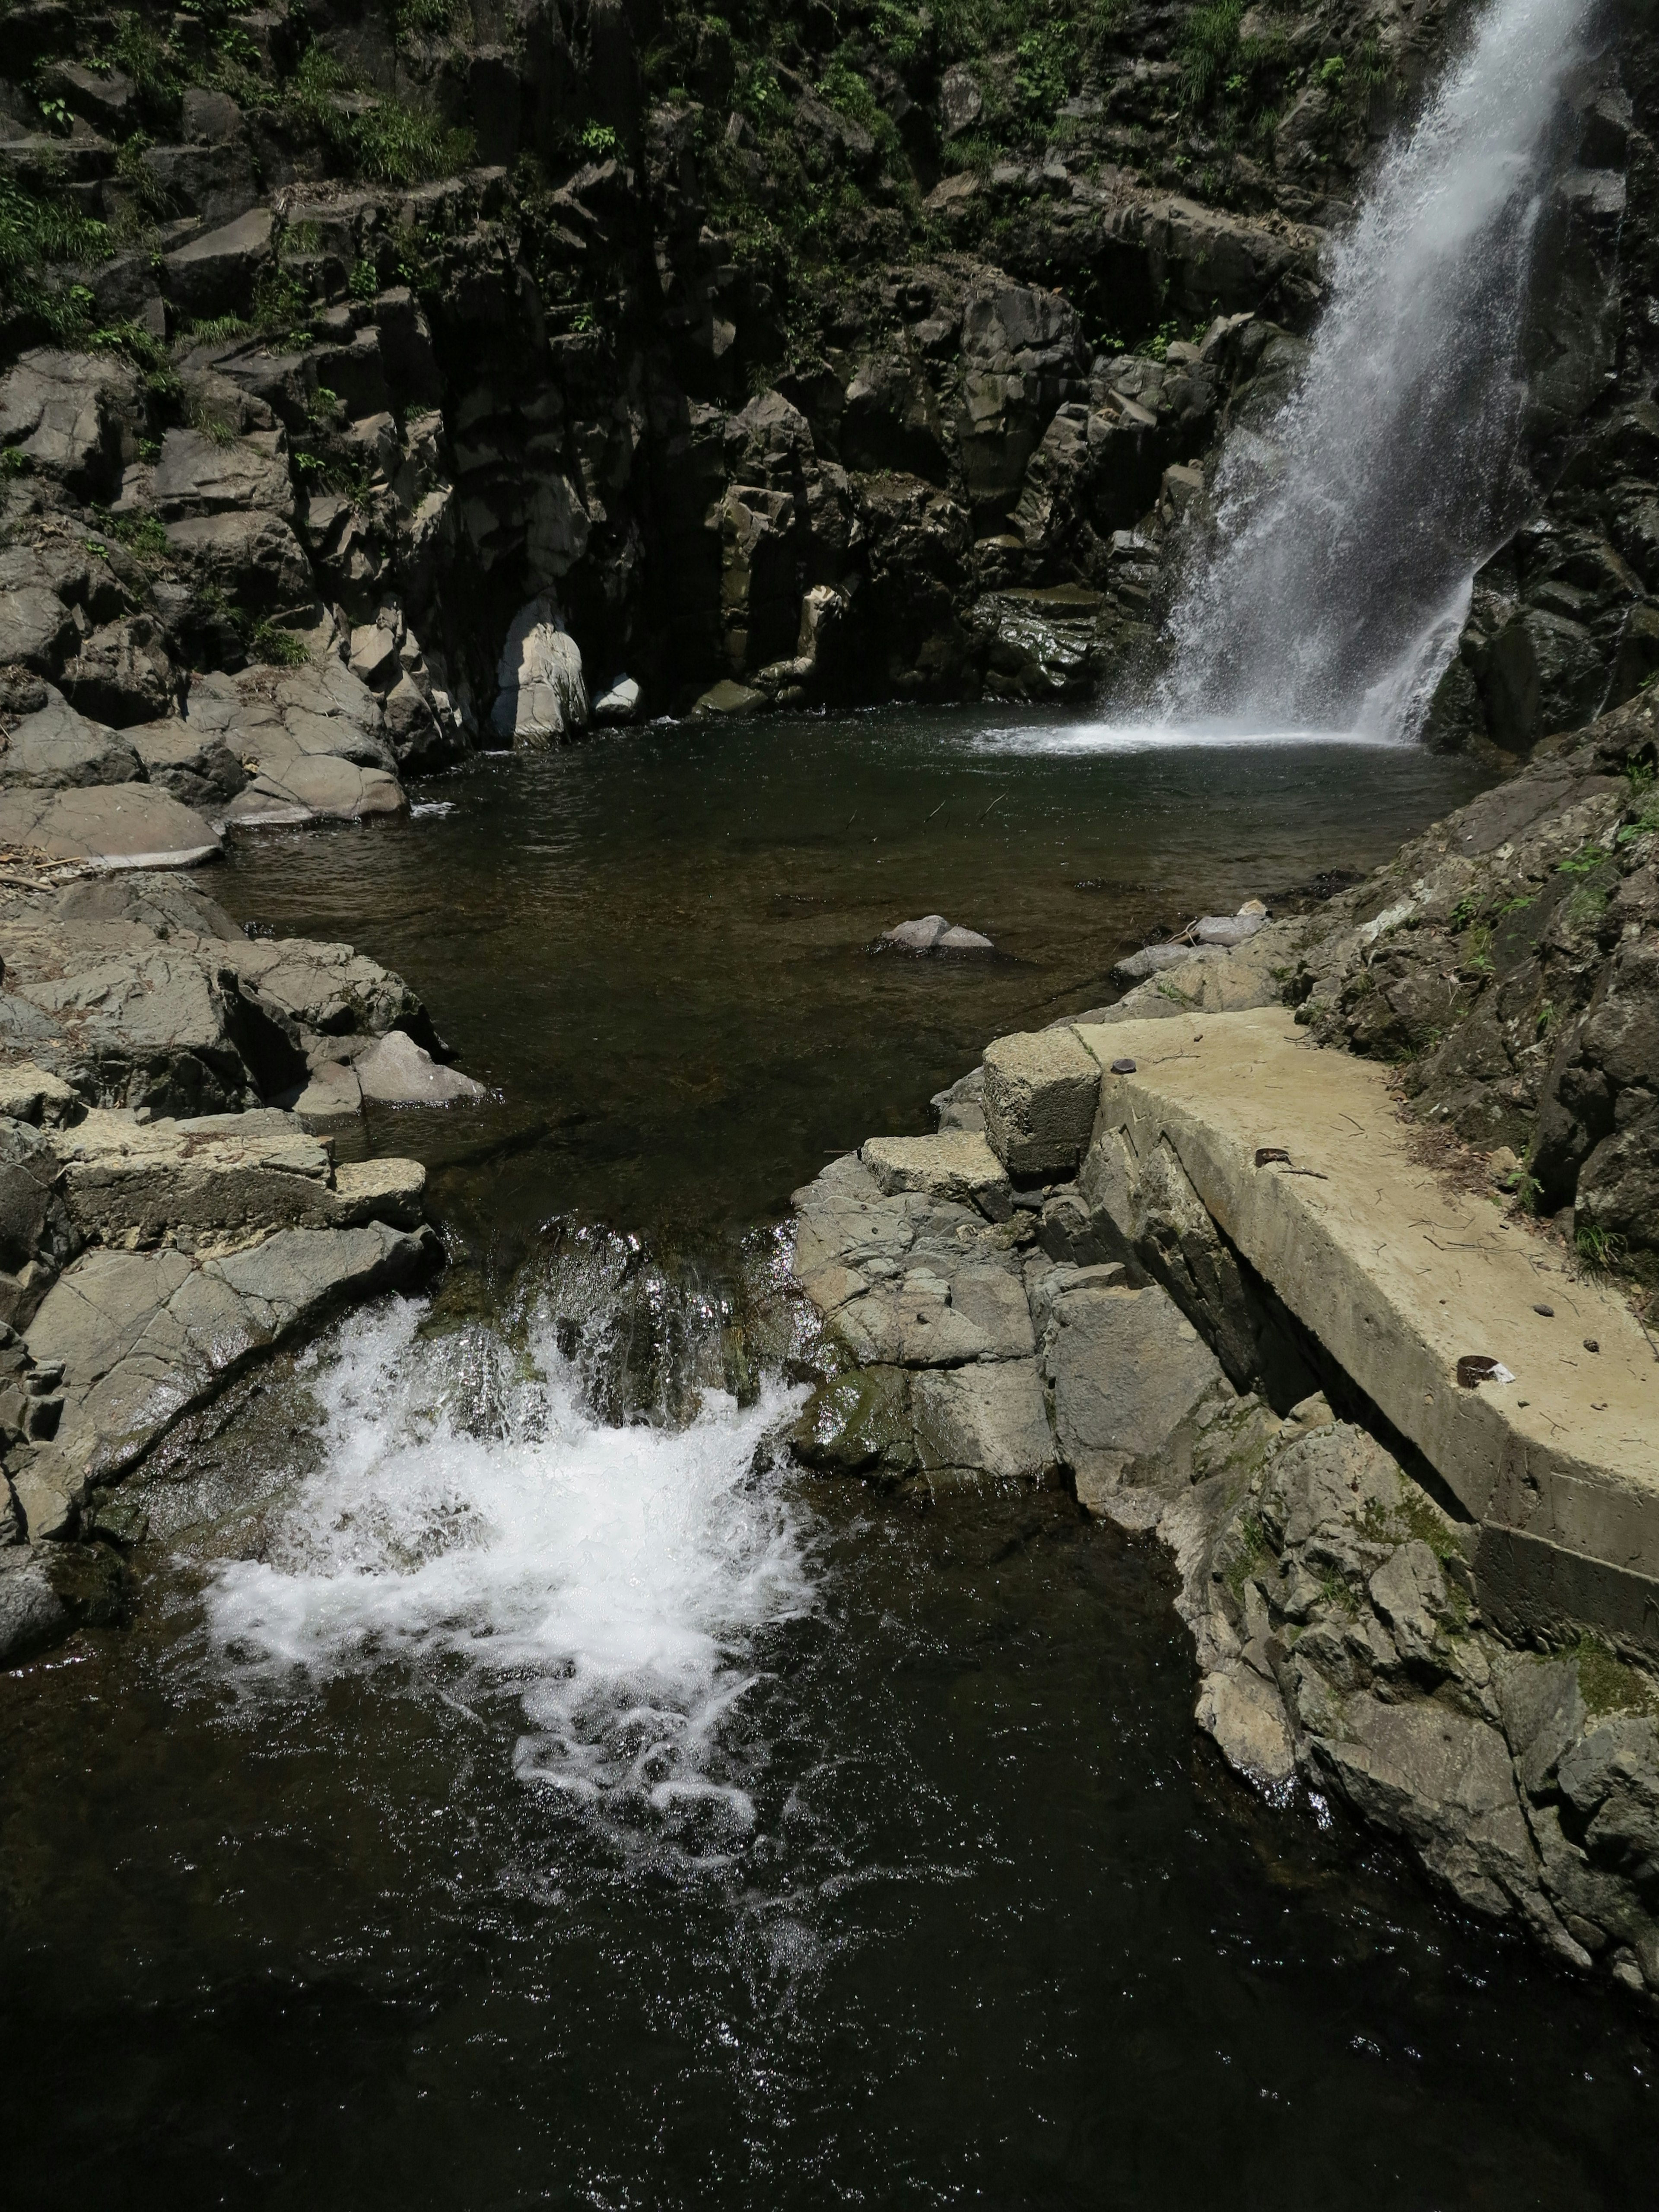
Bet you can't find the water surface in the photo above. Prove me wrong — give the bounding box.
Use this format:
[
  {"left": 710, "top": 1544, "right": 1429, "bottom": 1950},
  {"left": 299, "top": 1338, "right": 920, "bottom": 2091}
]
[{"left": 6, "top": 710, "right": 1653, "bottom": 2208}]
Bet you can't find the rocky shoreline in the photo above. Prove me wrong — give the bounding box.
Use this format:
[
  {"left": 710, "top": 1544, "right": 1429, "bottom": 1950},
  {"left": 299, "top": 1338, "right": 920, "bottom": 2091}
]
[
  {"left": 0, "top": 843, "right": 479, "bottom": 1659},
  {"left": 787, "top": 687, "right": 1659, "bottom": 2005}
]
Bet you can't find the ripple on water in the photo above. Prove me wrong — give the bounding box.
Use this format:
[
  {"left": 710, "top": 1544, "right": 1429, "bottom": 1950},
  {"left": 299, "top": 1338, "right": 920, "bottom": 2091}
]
[{"left": 201, "top": 1293, "right": 813, "bottom": 1858}]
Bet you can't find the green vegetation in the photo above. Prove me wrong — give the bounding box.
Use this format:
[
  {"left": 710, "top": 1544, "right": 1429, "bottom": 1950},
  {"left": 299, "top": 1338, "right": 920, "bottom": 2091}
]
[
  {"left": 0, "top": 179, "right": 107, "bottom": 346},
  {"left": 1576, "top": 1223, "right": 1628, "bottom": 1273},
  {"left": 251, "top": 620, "right": 312, "bottom": 667},
  {"left": 90, "top": 505, "right": 172, "bottom": 568}
]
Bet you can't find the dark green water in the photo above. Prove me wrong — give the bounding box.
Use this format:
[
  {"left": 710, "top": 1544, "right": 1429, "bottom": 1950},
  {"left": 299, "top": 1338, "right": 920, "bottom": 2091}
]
[{"left": 3, "top": 712, "right": 1654, "bottom": 2208}]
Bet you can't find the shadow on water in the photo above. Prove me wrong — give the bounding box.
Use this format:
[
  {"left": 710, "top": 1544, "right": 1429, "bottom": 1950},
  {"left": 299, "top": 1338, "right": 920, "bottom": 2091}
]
[{"left": 3, "top": 711, "right": 1653, "bottom": 2207}]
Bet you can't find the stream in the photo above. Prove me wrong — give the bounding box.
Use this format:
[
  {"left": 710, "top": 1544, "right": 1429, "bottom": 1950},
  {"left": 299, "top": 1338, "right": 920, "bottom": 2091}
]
[{"left": 4, "top": 712, "right": 1656, "bottom": 2206}]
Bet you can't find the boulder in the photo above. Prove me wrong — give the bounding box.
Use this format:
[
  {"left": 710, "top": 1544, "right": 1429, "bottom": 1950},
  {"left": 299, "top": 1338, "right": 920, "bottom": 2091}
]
[
  {"left": 181, "top": 661, "right": 405, "bottom": 825},
  {"left": 293, "top": 1059, "right": 364, "bottom": 1133},
  {"left": 982, "top": 1025, "right": 1101, "bottom": 1180},
  {"left": 0, "top": 350, "right": 138, "bottom": 501},
  {"left": 58, "top": 615, "right": 178, "bottom": 729},
  {"left": 164, "top": 510, "right": 313, "bottom": 613},
  {"left": 0, "top": 690, "right": 143, "bottom": 789},
  {"left": 490, "top": 596, "right": 588, "bottom": 747},
  {"left": 691, "top": 679, "right": 764, "bottom": 717},
  {"left": 593, "top": 676, "right": 642, "bottom": 723},
  {"left": 882, "top": 914, "right": 948, "bottom": 951},
  {"left": 128, "top": 719, "right": 248, "bottom": 810},
  {"left": 1042, "top": 1273, "right": 1226, "bottom": 1516},
  {"left": 153, "top": 426, "right": 293, "bottom": 518},
  {"left": 356, "top": 1030, "right": 486, "bottom": 1107},
  {"left": 939, "top": 64, "right": 983, "bottom": 137},
  {"left": 162, "top": 207, "right": 273, "bottom": 321}
]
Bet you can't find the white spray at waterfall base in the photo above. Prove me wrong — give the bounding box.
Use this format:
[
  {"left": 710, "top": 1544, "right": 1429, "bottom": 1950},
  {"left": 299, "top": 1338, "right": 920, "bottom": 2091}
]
[
  {"left": 1161, "top": 0, "right": 1596, "bottom": 740},
  {"left": 203, "top": 1297, "right": 813, "bottom": 1843}
]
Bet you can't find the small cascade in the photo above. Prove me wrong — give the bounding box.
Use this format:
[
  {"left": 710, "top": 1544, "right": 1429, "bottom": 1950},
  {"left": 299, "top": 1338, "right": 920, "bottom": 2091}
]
[
  {"left": 1160, "top": 0, "right": 1596, "bottom": 741},
  {"left": 196, "top": 1229, "right": 816, "bottom": 1862}
]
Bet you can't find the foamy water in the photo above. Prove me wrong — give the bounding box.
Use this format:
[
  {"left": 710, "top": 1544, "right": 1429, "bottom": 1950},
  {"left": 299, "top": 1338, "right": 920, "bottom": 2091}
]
[
  {"left": 203, "top": 1296, "right": 813, "bottom": 1841},
  {"left": 958, "top": 719, "right": 1404, "bottom": 758}
]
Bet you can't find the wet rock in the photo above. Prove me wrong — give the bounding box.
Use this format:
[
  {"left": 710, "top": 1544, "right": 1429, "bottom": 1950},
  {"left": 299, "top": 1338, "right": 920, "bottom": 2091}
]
[
  {"left": 791, "top": 1365, "right": 916, "bottom": 1479},
  {"left": 18, "top": 1220, "right": 441, "bottom": 1520},
  {"left": 691, "top": 680, "right": 765, "bottom": 717},
  {"left": 910, "top": 1359, "right": 1056, "bottom": 1485},
  {"left": 1193, "top": 906, "right": 1268, "bottom": 946},
  {"left": 356, "top": 1030, "right": 486, "bottom": 1107}
]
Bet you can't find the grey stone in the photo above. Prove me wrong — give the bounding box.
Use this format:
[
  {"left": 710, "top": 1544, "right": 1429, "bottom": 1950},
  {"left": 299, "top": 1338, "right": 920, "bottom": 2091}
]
[
  {"left": 1367, "top": 1538, "right": 1452, "bottom": 1668},
  {"left": 164, "top": 510, "right": 312, "bottom": 613},
  {"left": 153, "top": 426, "right": 292, "bottom": 518},
  {"left": 0, "top": 784, "right": 221, "bottom": 868},
  {"left": 23, "top": 1220, "right": 440, "bottom": 1500},
  {"left": 0, "top": 690, "right": 143, "bottom": 789},
  {"left": 690, "top": 680, "right": 765, "bottom": 718},
  {"left": 861, "top": 1131, "right": 1011, "bottom": 1217},
  {"left": 356, "top": 1030, "right": 486, "bottom": 1107},
  {"left": 1112, "top": 942, "right": 1202, "bottom": 985},
  {"left": 593, "top": 676, "right": 642, "bottom": 724},
  {"left": 882, "top": 914, "right": 949, "bottom": 951},
  {"left": 982, "top": 1025, "right": 1100, "bottom": 1180},
  {"left": 1313, "top": 1693, "right": 1537, "bottom": 1920},
  {"left": 1193, "top": 910, "right": 1267, "bottom": 946},
  {"left": 1043, "top": 1276, "right": 1225, "bottom": 1511},
  {"left": 910, "top": 1359, "right": 1056, "bottom": 1484},
  {"left": 0, "top": 350, "right": 138, "bottom": 500},
  {"left": 790, "top": 1365, "right": 915, "bottom": 1478},
  {"left": 128, "top": 718, "right": 248, "bottom": 810},
  {"left": 937, "top": 925, "right": 995, "bottom": 953},
  {"left": 1498, "top": 1656, "right": 1589, "bottom": 1799},
  {"left": 162, "top": 207, "right": 273, "bottom": 321},
  {"left": 491, "top": 596, "right": 588, "bottom": 747}
]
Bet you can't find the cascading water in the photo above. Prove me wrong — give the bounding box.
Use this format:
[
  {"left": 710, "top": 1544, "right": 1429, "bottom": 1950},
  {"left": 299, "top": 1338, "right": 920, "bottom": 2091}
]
[
  {"left": 1160, "top": 0, "right": 1596, "bottom": 741},
  {"left": 191, "top": 1233, "right": 815, "bottom": 1858}
]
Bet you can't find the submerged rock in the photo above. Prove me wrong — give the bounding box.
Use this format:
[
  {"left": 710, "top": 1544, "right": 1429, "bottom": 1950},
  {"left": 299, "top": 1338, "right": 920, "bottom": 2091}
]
[{"left": 880, "top": 914, "right": 995, "bottom": 954}]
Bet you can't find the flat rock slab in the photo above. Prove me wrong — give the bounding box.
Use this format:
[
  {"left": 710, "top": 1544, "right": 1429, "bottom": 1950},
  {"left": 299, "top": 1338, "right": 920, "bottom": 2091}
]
[
  {"left": 861, "top": 1131, "right": 1011, "bottom": 1216},
  {"left": 0, "top": 783, "right": 220, "bottom": 868},
  {"left": 44, "top": 1105, "right": 425, "bottom": 1243},
  {"left": 1073, "top": 1005, "right": 1659, "bottom": 1637},
  {"left": 17, "top": 1220, "right": 439, "bottom": 1529}
]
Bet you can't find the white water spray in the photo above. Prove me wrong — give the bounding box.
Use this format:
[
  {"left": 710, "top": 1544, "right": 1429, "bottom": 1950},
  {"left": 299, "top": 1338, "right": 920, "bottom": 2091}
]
[
  {"left": 201, "top": 1290, "right": 813, "bottom": 1848},
  {"left": 1161, "top": 0, "right": 1595, "bottom": 740}
]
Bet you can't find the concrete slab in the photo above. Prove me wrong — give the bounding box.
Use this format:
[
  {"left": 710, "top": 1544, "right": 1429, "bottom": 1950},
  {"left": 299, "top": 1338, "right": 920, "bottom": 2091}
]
[{"left": 1070, "top": 1007, "right": 1659, "bottom": 1641}]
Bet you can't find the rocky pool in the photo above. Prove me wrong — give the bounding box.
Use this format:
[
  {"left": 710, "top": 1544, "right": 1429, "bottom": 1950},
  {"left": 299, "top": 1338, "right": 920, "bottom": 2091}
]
[{"left": 4, "top": 712, "right": 1654, "bottom": 2207}]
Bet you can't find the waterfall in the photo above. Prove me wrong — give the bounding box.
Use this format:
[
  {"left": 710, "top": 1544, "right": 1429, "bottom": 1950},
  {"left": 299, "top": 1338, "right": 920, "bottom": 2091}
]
[{"left": 1160, "top": 0, "right": 1595, "bottom": 741}]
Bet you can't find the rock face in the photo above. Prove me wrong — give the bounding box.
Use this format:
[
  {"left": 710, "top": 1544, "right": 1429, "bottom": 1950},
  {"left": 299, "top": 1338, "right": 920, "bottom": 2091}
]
[{"left": 5, "top": 0, "right": 1642, "bottom": 740}]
